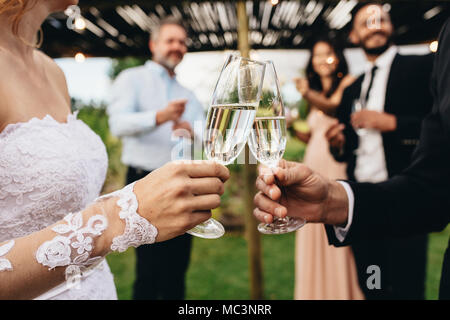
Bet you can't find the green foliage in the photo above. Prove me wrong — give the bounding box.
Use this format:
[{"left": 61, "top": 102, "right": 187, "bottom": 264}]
[
  {"left": 298, "top": 98, "right": 310, "bottom": 120},
  {"left": 76, "top": 103, "right": 127, "bottom": 193},
  {"left": 259, "top": 90, "right": 274, "bottom": 109},
  {"left": 284, "top": 98, "right": 309, "bottom": 121},
  {"left": 109, "top": 57, "right": 147, "bottom": 80},
  {"left": 284, "top": 135, "right": 306, "bottom": 162},
  {"left": 223, "top": 84, "right": 239, "bottom": 104}
]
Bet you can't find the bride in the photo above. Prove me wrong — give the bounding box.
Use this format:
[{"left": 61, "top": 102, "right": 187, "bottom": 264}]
[{"left": 0, "top": 0, "right": 229, "bottom": 299}]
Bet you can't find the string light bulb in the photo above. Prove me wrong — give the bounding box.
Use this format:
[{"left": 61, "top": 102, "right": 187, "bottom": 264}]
[
  {"left": 270, "top": 0, "right": 279, "bottom": 6},
  {"left": 429, "top": 40, "right": 438, "bottom": 53},
  {"left": 74, "top": 52, "right": 86, "bottom": 63},
  {"left": 74, "top": 17, "right": 86, "bottom": 30}
]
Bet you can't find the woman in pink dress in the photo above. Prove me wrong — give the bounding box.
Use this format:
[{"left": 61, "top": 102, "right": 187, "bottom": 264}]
[{"left": 293, "top": 38, "right": 364, "bottom": 300}]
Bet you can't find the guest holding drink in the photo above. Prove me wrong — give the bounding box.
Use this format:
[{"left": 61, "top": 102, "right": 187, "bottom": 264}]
[
  {"left": 107, "top": 17, "right": 204, "bottom": 300},
  {"left": 326, "top": 2, "right": 434, "bottom": 299},
  {"left": 253, "top": 16, "right": 450, "bottom": 300},
  {"left": 292, "top": 38, "right": 362, "bottom": 300}
]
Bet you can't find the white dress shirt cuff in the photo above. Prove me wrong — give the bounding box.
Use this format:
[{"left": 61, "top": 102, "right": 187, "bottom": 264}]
[
  {"left": 333, "top": 181, "right": 355, "bottom": 243},
  {"left": 109, "top": 110, "right": 158, "bottom": 137}
]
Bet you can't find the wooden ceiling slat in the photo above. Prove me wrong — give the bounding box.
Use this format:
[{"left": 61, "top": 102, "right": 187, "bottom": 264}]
[
  {"left": 217, "top": 2, "right": 231, "bottom": 31},
  {"left": 41, "top": 0, "right": 450, "bottom": 58}
]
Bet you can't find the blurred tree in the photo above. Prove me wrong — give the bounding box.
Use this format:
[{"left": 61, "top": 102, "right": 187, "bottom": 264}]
[{"left": 109, "top": 57, "right": 146, "bottom": 80}]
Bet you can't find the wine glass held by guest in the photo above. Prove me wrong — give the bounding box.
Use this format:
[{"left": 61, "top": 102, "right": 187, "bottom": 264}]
[{"left": 0, "top": 0, "right": 229, "bottom": 300}]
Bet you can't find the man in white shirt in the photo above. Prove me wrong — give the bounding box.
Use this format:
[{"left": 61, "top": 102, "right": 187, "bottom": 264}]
[{"left": 107, "top": 17, "right": 204, "bottom": 300}]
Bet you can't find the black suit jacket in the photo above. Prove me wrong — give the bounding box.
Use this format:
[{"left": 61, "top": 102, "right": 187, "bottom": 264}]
[
  {"left": 334, "top": 52, "right": 434, "bottom": 180},
  {"left": 326, "top": 18, "right": 450, "bottom": 299}
]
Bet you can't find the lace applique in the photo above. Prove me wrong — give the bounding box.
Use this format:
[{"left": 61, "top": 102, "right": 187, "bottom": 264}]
[
  {"left": 36, "top": 211, "right": 107, "bottom": 271},
  {"left": 98, "top": 182, "right": 158, "bottom": 253},
  {"left": 0, "top": 240, "right": 14, "bottom": 271},
  {"left": 34, "top": 181, "right": 157, "bottom": 292}
]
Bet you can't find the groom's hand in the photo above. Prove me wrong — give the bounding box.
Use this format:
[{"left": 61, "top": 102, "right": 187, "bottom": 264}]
[
  {"left": 253, "top": 160, "right": 349, "bottom": 227},
  {"left": 134, "top": 160, "right": 230, "bottom": 242}
]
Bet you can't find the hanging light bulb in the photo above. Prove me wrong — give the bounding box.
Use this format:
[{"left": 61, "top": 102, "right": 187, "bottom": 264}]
[
  {"left": 74, "top": 17, "right": 86, "bottom": 30},
  {"left": 74, "top": 52, "right": 86, "bottom": 63},
  {"left": 270, "top": 0, "right": 279, "bottom": 6},
  {"left": 429, "top": 40, "right": 438, "bottom": 53}
]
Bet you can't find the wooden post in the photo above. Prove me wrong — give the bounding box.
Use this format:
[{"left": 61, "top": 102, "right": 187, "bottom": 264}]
[{"left": 236, "top": 0, "right": 264, "bottom": 300}]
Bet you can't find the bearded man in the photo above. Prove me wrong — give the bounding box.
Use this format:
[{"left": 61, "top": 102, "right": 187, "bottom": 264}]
[{"left": 107, "top": 17, "right": 204, "bottom": 300}]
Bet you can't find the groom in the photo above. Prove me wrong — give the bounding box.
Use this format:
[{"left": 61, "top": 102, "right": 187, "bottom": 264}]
[
  {"left": 253, "top": 16, "right": 450, "bottom": 299},
  {"left": 329, "top": 2, "right": 433, "bottom": 299}
]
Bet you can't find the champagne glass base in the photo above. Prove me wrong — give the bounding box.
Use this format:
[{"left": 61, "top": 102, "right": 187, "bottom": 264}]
[
  {"left": 258, "top": 217, "right": 306, "bottom": 235},
  {"left": 187, "top": 218, "right": 225, "bottom": 239}
]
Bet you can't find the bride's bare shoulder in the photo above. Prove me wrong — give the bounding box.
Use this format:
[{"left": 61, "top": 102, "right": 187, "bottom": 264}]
[
  {"left": 0, "top": 49, "right": 13, "bottom": 121},
  {"left": 35, "top": 50, "right": 67, "bottom": 85},
  {"left": 34, "top": 50, "right": 71, "bottom": 104}
]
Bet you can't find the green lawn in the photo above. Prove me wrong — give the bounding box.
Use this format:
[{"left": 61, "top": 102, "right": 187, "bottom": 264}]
[
  {"left": 426, "top": 225, "right": 450, "bottom": 299},
  {"left": 106, "top": 225, "right": 449, "bottom": 300}
]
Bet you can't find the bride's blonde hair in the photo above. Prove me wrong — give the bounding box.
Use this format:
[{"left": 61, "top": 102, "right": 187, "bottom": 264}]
[{"left": 0, "top": 0, "right": 43, "bottom": 48}]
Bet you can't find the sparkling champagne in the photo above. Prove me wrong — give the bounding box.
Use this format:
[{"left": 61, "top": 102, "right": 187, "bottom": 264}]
[
  {"left": 248, "top": 116, "right": 287, "bottom": 168},
  {"left": 204, "top": 104, "right": 257, "bottom": 164}
]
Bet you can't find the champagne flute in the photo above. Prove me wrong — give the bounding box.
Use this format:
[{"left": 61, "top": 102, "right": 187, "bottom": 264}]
[
  {"left": 187, "top": 54, "right": 266, "bottom": 239},
  {"left": 248, "top": 61, "right": 306, "bottom": 234},
  {"left": 352, "top": 98, "right": 368, "bottom": 137},
  {"left": 351, "top": 98, "right": 369, "bottom": 157}
]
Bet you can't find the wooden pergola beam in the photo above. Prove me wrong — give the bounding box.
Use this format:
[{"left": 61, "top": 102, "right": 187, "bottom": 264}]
[{"left": 237, "top": 0, "right": 264, "bottom": 300}]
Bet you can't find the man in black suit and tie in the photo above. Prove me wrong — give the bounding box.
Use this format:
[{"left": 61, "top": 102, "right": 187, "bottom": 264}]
[
  {"left": 253, "top": 15, "right": 450, "bottom": 299},
  {"left": 328, "top": 3, "right": 434, "bottom": 299}
]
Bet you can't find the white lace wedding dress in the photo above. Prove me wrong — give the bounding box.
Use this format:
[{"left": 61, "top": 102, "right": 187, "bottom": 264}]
[{"left": 0, "top": 112, "right": 118, "bottom": 300}]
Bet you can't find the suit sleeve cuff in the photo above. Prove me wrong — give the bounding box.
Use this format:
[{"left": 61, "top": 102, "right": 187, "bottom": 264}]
[{"left": 333, "top": 181, "right": 355, "bottom": 242}]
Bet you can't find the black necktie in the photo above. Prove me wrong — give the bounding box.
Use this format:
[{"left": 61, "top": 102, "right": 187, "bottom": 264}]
[{"left": 363, "top": 65, "right": 378, "bottom": 107}]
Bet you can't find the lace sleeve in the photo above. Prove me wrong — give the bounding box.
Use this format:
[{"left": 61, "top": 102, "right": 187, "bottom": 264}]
[
  {"left": 0, "top": 182, "right": 158, "bottom": 299},
  {"left": 0, "top": 241, "right": 14, "bottom": 272},
  {"left": 97, "top": 182, "right": 158, "bottom": 252}
]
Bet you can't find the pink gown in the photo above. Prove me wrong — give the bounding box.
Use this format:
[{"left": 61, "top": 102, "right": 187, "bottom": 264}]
[{"left": 294, "top": 109, "right": 364, "bottom": 300}]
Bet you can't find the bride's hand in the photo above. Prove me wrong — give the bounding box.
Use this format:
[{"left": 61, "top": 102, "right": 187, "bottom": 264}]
[
  {"left": 0, "top": 160, "right": 229, "bottom": 299},
  {"left": 134, "top": 160, "right": 230, "bottom": 242}
]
